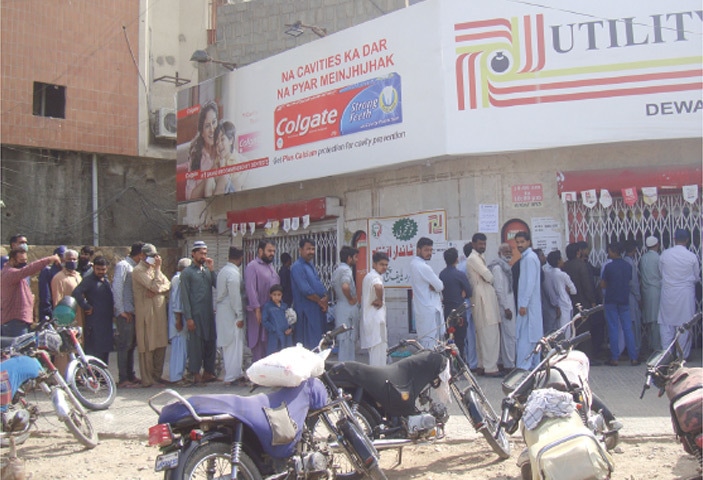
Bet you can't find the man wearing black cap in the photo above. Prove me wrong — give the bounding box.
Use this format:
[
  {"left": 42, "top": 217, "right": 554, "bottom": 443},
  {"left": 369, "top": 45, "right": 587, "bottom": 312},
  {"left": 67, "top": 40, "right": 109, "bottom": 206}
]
[
  {"left": 180, "top": 240, "right": 218, "bottom": 385},
  {"left": 658, "top": 229, "right": 700, "bottom": 358}
]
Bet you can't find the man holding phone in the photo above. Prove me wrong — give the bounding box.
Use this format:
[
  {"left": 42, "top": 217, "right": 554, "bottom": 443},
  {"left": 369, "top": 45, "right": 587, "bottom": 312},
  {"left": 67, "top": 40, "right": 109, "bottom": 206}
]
[{"left": 132, "top": 243, "right": 171, "bottom": 387}]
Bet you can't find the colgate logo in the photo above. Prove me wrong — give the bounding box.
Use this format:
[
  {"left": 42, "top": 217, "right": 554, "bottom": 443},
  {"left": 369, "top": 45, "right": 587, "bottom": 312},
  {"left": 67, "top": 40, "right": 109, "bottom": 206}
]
[
  {"left": 238, "top": 132, "right": 259, "bottom": 154},
  {"left": 275, "top": 109, "right": 339, "bottom": 138}
]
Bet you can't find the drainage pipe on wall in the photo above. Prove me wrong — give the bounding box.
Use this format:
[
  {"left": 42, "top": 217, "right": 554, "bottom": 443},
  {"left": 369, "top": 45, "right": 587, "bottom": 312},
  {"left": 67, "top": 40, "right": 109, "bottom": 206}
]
[{"left": 92, "top": 154, "right": 99, "bottom": 246}]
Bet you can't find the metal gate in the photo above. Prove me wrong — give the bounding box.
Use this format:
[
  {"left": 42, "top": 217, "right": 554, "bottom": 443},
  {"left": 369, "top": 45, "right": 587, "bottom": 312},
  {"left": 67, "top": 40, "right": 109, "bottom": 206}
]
[
  {"left": 243, "top": 226, "right": 338, "bottom": 294},
  {"left": 567, "top": 193, "right": 702, "bottom": 267},
  {"left": 567, "top": 192, "right": 702, "bottom": 343}
]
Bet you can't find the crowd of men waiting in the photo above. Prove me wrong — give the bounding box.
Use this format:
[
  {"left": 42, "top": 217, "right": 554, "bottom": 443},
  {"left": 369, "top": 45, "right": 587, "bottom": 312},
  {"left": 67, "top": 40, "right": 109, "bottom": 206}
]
[{"left": 0, "top": 227, "right": 699, "bottom": 388}]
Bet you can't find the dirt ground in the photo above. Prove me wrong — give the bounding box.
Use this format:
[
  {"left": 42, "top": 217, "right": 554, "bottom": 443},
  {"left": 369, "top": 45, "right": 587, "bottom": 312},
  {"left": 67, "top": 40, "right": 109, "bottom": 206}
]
[{"left": 3, "top": 430, "right": 701, "bottom": 480}]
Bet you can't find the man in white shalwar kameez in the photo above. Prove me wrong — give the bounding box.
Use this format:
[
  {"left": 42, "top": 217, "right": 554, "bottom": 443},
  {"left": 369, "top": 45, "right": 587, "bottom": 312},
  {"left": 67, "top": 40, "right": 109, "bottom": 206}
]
[
  {"left": 639, "top": 236, "right": 662, "bottom": 353},
  {"left": 466, "top": 233, "right": 502, "bottom": 376},
  {"left": 215, "top": 247, "right": 246, "bottom": 384},
  {"left": 361, "top": 252, "right": 389, "bottom": 366},
  {"left": 168, "top": 258, "right": 190, "bottom": 383},
  {"left": 489, "top": 243, "right": 516, "bottom": 370},
  {"left": 515, "top": 232, "right": 543, "bottom": 370},
  {"left": 409, "top": 237, "right": 444, "bottom": 349},
  {"left": 545, "top": 250, "right": 577, "bottom": 339},
  {"left": 658, "top": 229, "right": 700, "bottom": 359}
]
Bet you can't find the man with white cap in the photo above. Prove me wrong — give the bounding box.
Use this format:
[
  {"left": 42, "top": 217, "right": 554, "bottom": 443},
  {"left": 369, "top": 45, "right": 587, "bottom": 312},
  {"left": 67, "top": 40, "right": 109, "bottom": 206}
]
[
  {"left": 639, "top": 236, "right": 662, "bottom": 354},
  {"left": 658, "top": 229, "right": 700, "bottom": 358},
  {"left": 132, "top": 243, "right": 171, "bottom": 387},
  {"left": 180, "top": 240, "right": 217, "bottom": 385}
]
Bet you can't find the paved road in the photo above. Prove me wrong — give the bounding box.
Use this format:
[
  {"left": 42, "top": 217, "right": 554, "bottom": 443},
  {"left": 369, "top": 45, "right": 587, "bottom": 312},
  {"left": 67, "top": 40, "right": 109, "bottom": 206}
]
[{"left": 30, "top": 347, "right": 702, "bottom": 441}]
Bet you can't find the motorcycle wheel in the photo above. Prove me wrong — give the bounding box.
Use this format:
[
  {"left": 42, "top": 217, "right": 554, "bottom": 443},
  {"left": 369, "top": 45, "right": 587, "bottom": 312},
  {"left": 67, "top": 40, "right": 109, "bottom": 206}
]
[
  {"left": 520, "top": 462, "right": 532, "bottom": 480},
  {"left": 451, "top": 378, "right": 511, "bottom": 459},
  {"left": 69, "top": 359, "right": 116, "bottom": 411},
  {"left": 59, "top": 388, "right": 98, "bottom": 449},
  {"left": 181, "top": 441, "right": 262, "bottom": 480},
  {"left": 307, "top": 402, "right": 378, "bottom": 478}
]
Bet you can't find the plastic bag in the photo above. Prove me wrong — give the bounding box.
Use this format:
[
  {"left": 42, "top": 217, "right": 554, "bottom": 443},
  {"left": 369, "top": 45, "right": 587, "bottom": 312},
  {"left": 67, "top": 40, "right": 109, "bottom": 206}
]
[{"left": 246, "top": 344, "right": 324, "bottom": 387}]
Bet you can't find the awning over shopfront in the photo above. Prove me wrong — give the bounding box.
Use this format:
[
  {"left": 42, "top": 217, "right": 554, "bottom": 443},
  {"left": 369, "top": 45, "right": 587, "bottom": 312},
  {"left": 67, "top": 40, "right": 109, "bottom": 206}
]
[
  {"left": 556, "top": 164, "right": 701, "bottom": 196},
  {"left": 226, "top": 196, "right": 341, "bottom": 227}
]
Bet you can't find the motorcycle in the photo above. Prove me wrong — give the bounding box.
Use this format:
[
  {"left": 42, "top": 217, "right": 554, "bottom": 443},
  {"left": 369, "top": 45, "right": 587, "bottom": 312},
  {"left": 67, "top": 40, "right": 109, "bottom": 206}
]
[
  {"left": 0, "top": 355, "right": 43, "bottom": 448},
  {"left": 53, "top": 296, "right": 116, "bottom": 411},
  {"left": 499, "top": 305, "right": 618, "bottom": 480},
  {"left": 147, "top": 324, "right": 387, "bottom": 480},
  {"left": 324, "top": 303, "right": 511, "bottom": 465},
  {"left": 640, "top": 312, "right": 702, "bottom": 468},
  {"left": 1, "top": 322, "right": 98, "bottom": 449}
]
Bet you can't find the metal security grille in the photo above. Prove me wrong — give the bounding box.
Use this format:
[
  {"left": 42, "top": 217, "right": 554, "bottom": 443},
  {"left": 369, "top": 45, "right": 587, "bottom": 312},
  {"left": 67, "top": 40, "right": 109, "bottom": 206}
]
[
  {"left": 567, "top": 193, "right": 702, "bottom": 343},
  {"left": 567, "top": 193, "right": 702, "bottom": 267},
  {"left": 243, "top": 227, "right": 338, "bottom": 294}
]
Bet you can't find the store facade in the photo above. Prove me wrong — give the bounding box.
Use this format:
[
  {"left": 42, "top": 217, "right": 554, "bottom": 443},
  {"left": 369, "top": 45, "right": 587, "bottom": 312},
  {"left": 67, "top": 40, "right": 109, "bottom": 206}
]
[{"left": 176, "top": 0, "right": 702, "bottom": 343}]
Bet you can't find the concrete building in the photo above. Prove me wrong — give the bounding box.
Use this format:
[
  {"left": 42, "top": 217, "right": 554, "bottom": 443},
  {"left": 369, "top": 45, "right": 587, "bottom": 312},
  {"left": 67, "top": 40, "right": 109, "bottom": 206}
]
[
  {"left": 0, "top": 0, "right": 213, "bottom": 247},
  {"left": 178, "top": 0, "right": 701, "bottom": 345}
]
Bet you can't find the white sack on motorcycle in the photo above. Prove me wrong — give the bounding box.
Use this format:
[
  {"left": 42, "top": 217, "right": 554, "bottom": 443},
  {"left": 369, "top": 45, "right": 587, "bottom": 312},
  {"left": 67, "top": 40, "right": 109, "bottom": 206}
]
[
  {"left": 247, "top": 345, "right": 324, "bottom": 387},
  {"left": 263, "top": 401, "right": 298, "bottom": 446}
]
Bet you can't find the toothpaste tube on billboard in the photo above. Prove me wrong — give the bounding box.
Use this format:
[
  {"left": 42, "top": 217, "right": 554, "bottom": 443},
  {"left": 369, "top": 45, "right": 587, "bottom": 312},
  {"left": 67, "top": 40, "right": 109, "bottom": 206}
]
[{"left": 274, "top": 73, "right": 402, "bottom": 150}]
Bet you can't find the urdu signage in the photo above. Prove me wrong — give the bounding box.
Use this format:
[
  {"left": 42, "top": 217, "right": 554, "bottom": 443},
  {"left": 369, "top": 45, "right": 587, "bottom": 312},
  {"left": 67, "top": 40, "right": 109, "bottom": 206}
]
[{"left": 176, "top": 0, "right": 702, "bottom": 203}]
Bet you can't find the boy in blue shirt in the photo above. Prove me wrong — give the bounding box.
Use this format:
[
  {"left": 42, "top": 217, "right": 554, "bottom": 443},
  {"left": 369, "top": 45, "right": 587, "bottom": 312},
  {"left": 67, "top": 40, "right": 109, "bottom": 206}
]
[
  {"left": 600, "top": 242, "right": 639, "bottom": 366},
  {"left": 262, "top": 284, "right": 293, "bottom": 355}
]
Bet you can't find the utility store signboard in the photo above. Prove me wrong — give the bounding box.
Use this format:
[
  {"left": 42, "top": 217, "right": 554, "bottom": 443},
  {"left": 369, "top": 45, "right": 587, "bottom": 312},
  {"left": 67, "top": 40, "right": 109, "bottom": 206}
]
[
  {"left": 443, "top": 0, "right": 702, "bottom": 154},
  {"left": 176, "top": 0, "right": 702, "bottom": 203}
]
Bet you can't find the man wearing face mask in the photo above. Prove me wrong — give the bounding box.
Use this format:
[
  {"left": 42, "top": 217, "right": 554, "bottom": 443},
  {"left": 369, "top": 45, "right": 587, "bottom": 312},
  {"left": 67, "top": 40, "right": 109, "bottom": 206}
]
[
  {"left": 51, "top": 249, "right": 84, "bottom": 329},
  {"left": 38, "top": 245, "right": 67, "bottom": 320},
  {"left": 132, "top": 243, "right": 171, "bottom": 387},
  {"left": 0, "top": 234, "right": 29, "bottom": 270},
  {"left": 1, "top": 248, "right": 60, "bottom": 337}
]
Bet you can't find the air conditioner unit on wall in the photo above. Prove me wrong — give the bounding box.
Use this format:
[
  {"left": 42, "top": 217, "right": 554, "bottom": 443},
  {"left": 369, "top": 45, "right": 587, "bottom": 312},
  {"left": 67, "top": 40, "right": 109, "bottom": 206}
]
[{"left": 154, "top": 107, "right": 177, "bottom": 140}]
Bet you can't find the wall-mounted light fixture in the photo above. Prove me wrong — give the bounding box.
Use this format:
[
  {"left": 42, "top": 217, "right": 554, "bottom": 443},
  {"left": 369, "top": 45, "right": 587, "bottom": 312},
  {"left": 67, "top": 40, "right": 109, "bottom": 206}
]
[
  {"left": 284, "top": 21, "right": 327, "bottom": 38},
  {"left": 190, "top": 50, "right": 237, "bottom": 71}
]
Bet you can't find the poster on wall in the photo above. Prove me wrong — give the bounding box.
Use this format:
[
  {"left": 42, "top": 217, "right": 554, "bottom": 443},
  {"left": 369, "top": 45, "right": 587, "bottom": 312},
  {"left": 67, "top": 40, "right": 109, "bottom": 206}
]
[
  {"left": 367, "top": 210, "right": 448, "bottom": 288},
  {"left": 531, "top": 216, "right": 563, "bottom": 253}
]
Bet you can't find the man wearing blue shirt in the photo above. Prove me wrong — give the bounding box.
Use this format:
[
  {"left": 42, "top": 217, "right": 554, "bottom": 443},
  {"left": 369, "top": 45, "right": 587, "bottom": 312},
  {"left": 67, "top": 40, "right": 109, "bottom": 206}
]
[
  {"left": 601, "top": 242, "right": 639, "bottom": 366},
  {"left": 439, "top": 247, "right": 472, "bottom": 361},
  {"left": 291, "top": 238, "right": 329, "bottom": 349}
]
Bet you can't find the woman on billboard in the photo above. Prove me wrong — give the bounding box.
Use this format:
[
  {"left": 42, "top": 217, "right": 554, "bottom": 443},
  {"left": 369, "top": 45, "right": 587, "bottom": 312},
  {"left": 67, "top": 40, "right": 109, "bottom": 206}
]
[
  {"left": 207, "top": 121, "right": 243, "bottom": 196},
  {"left": 185, "top": 101, "right": 218, "bottom": 200}
]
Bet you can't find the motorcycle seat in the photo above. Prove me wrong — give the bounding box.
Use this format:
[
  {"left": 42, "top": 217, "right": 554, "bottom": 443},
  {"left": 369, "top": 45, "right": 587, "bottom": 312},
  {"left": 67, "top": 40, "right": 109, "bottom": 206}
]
[
  {"left": 328, "top": 350, "right": 446, "bottom": 416},
  {"left": 157, "top": 377, "right": 327, "bottom": 459}
]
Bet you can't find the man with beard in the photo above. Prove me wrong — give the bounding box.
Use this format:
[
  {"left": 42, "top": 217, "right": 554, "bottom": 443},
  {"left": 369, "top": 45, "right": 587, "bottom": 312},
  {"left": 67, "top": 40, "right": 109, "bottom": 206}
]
[
  {"left": 180, "top": 241, "right": 217, "bottom": 385},
  {"left": 489, "top": 243, "right": 516, "bottom": 371},
  {"left": 410, "top": 237, "right": 444, "bottom": 349},
  {"left": 1, "top": 249, "right": 59, "bottom": 337},
  {"left": 72, "top": 256, "right": 114, "bottom": 364},
  {"left": 515, "top": 232, "right": 543, "bottom": 370},
  {"left": 291, "top": 238, "right": 328, "bottom": 350},
  {"left": 466, "top": 233, "right": 502, "bottom": 377},
  {"left": 77, "top": 245, "right": 95, "bottom": 276},
  {"left": 245, "top": 240, "right": 280, "bottom": 362}
]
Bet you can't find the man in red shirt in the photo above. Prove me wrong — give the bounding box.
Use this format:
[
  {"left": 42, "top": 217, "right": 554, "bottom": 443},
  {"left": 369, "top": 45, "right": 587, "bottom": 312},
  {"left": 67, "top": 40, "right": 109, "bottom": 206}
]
[{"left": 1, "top": 249, "right": 60, "bottom": 337}]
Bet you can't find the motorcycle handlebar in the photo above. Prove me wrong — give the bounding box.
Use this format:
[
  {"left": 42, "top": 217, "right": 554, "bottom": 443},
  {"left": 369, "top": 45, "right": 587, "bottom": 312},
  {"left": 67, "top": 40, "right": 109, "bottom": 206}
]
[
  {"left": 319, "top": 324, "right": 352, "bottom": 350},
  {"left": 561, "top": 332, "right": 591, "bottom": 351},
  {"left": 683, "top": 312, "right": 702, "bottom": 332}
]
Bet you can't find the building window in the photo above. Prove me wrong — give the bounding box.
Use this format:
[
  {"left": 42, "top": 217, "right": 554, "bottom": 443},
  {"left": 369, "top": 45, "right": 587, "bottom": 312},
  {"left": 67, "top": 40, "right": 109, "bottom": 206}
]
[{"left": 32, "top": 82, "right": 66, "bottom": 118}]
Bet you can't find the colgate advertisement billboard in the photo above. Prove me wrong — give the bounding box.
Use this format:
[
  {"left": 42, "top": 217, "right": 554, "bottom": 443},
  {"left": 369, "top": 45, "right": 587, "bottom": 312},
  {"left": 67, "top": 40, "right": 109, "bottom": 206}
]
[{"left": 274, "top": 74, "right": 402, "bottom": 150}]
